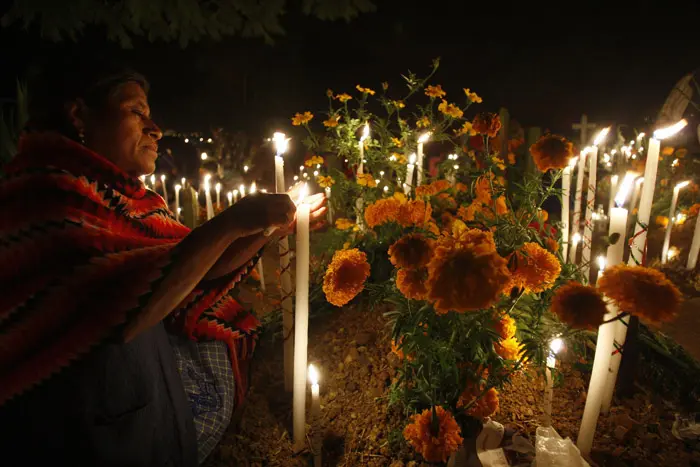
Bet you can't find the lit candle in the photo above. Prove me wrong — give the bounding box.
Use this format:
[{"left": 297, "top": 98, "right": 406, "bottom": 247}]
[
  {"left": 325, "top": 187, "right": 333, "bottom": 224},
  {"left": 608, "top": 174, "right": 618, "bottom": 216},
  {"left": 596, "top": 255, "right": 606, "bottom": 282},
  {"left": 233, "top": 189, "right": 239, "bottom": 203},
  {"left": 630, "top": 177, "right": 643, "bottom": 214},
  {"left": 404, "top": 153, "right": 416, "bottom": 195},
  {"left": 582, "top": 128, "right": 609, "bottom": 281},
  {"left": 629, "top": 119, "right": 687, "bottom": 266},
  {"left": 174, "top": 184, "right": 182, "bottom": 222},
  {"left": 293, "top": 184, "right": 311, "bottom": 449},
  {"left": 661, "top": 180, "right": 690, "bottom": 264},
  {"left": 273, "top": 132, "right": 294, "bottom": 392},
  {"left": 357, "top": 123, "right": 370, "bottom": 176},
  {"left": 239, "top": 184, "right": 246, "bottom": 198},
  {"left": 416, "top": 132, "right": 431, "bottom": 186},
  {"left": 545, "top": 338, "right": 564, "bottom": 427},
  {"left": 201, "top": 152, "right": 208, "bottom": 161},
  {"left": 561, "top": 157, "right": 576, "bottom": 261},
  {"left": 227, "top": 191, "right": 233, "bottom": 207},
  {"left": 204, "top": 174, "right": 214, "bottom": 220},
  {"left": 244, "top": 165, "right": 249, "bottom": 174},
  {"left": 215, "top": 182, "right": 222, "bottom": 210},
  {"left": 308, "top": 364, "right": 322, "bottom": 466},
  {"left": 688, "top": 213, "right": 700, "bottom": 269},
  {"left": 250, "top": 181, "right": 257, "bottom": 195},
  {"left": 150, "top": 174, "right": 156, "bottom": 190},
  {"left": 569, "top": 151, "right": 587, "bottom": 263},
  {"left": 160, "top": 174, "right": 168, "bottom": 204}
]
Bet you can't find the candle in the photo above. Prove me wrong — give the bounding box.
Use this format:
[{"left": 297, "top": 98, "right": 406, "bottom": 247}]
[
  {"left": 561, "top": 158, "right": 575, "bottom": 261},
  {"left": 688, "top": 212, "right": 700, "bottom": 269},
  {"left": 577, "top": 304, "right": 619, "bottom": 455},
  {"left": 150, "top": 174, "right": 156, "bottom": 190},
  {"left": 174, "top": 184, "right": 182, "bottom": 222},
  {"left": 181, "top": 177, "right": 186, "bottom": 188},
  {"left": 596, "top": 255, "right": 606, "bottom": 282},
  {"left": 608, "top": 174, "right": 618, "bottom": 215},
  {"left": 215, "top": 182, "right": 222, "bottom": 210},
  {"left": 661, "top": 181, "right": 690, "bottom": 263},
  {"left": 629, "top": 119, "right": 687, "bottom": 266},
  {"left": 256, "top": 256, "right": 266, "bottom": 292},
  {"left": 160, "top": 174, "right": 168, "bottom": 204},
  {"left": 273, "top": 132, "right": 295, "bottom": 392},
  {"left": 569, "top": 152, "right": 587, "bottom": 263},
  {"left": 244, "top": 165, "right": 249, "bottom": 174},
  {"left": 544, "top": 338, "right": 563, "bottom": 427},
  {"left": 404, "top": 153, "right": 416, "bottom": 195},
  {"left": 308, "top": 364, "right": 322, "bottom": 467},
  {"left": 416, "top": 132, "right": 431, "bottom": 186},
  {"left": 357, "top": 123, "right": 370, "bottom": 176},
  {"left": 250, "top": 182, "right": 257, "bottom": 195},
  {"left": 227, "top": 191, "right": 233, "bottom": 207},
  {"left": 293, "top": 184, "right": 311, "bottom": 449},
  {"left": 201, "top": 152, "right": 208, "bottom": 160},
  {"left": 204, "top": 174, "right": 215, "bottom": 220},
  {"left": 239, "top": 184, "right": 246, "bottom": 198},
  {"left": 630, "top": 177, "right": 643, "bottom": 214},
  {"left": 582, "top": 128, "right": 610, "bottom": 281},
  {"left": 233, "top": 189, "right": 239, "bottom": 203},
  {"left": 325, "top": 187, "right": 333, "bottom": 224}
]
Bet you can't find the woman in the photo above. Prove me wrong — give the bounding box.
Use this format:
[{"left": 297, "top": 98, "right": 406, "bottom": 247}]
[{"left": 0, "top": 62, "right": 325, "bottom": 466}]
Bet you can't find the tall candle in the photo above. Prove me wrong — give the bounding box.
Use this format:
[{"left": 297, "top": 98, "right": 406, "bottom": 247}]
[
  {"left": 404, "top": 153, "right": 417, "bottom": 195},
  {"left": 160, "top": 174, "right": 168, "bottom": 204},
  {"left": 174, "top": 184, "right": 182, "bottom": 222},
  {"left": 544, "top": 338, "right": 563, "bottom": 427},
  {"left": 150, "top": 174, "right": 156, "bottom": 190},
  {"left": 569, "top": 152, "right": 587, "bottom": 263},
  {"left": 662, "top": 181, "right": 690, "bottom": 263},
  {"left": 233, "top": 189, "right": 239, "bottom": 203},
  {"left": 309, "top": 364, "right": 322, "bottom": 467},
  {"left": 239, "top": 184, "right": 246, "bottom": 198},
  {"left": 416, "top": 132, "right": 431, "bottom": 186},
  {"left": 630, "top": 177, "right": 643, "bottom": 213},
  {"left": 256, "top": 256, "right": 266, "bottom": 292},
  {"left": 204, "top": 175, "right": 215, "bottom": 220},
  {"left": 688, "top": 211, "right": 700, "bottom": 269},
  {"left": 273, "top": 132, "right": 294, "bottom": 392},
  {"left": 581, "top": 146, "right": 599, "bottom": 280},
  {"left": 629, "top": 119, "right": 687, "bottom": 266},
  {"left": 577, "top": 305, "right": 619, "bottom": 455},
  {"left": 293, "top": 185, "right": 311, "bottom": 448},
  {"left": 561, "top": 159, "right": 574, "bottom": 261},
  {"left": 608, "top": 174, "right": 618, "bottom": 215},
  {"left": 227, "top": 191, "right": 233, "bottom": 207},
  {"left": 215, "top": 182, "right": 222, "bottom": 210},
  {"left": 357, "top": 123, "right": 369, "bottom": 176},
  {"left": 325, "top": 187, "right": 333, "bottom": 224}
]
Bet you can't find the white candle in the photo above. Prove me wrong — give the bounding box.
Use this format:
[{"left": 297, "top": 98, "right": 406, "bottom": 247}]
[
  {"left": 325, "top": 187, "right": 333, "bottom": 224},
  {"left": 561, "top": 159, "right": 574, "bottom": 261},
  {"left": 544, "top": 338, "right": 563, "bottom": 427},
  {"left": 293, "top": 184, "right": 311, "bottom": 448},
  {"left": 250, "top": 182, "right": 257, "bottom": 195},
  {"left": 416, "top": 132, "right": 431, "bottom": 186},
  {"left": 150, "top": 174, "right": 156, "bottom": 190},
  {"left": 239, "top": 184, "right": 246, "bottom": 198},
  {"left": 688, "top": 211, "right": 700, "bottom": 269},
  {"left": 256, "top": 256, "right": 266, "bottom": 292},
  {"left": 404, "top": 153, "right": 416, "bottom": 195},
  {"left": 174, "top": 184, "right": 182, "bottom": 222},
  {"left": 233, "top": 189, "right": 239, "bottom": 203},
  {"left": 215, "top": 182, "right": 221, "bottom": 210},
  {"left": 273, "top": 132, "right": 294, "bottom": 392},
  {"left": 662, "top": 181, "right": 690, "bottom": 263},
  {"left": 608, "top": 174, "right": 618, "bottom": 215},
  {"left": 629, "top": 119, "right": 687, "bottom": 266},
  {"left": 596, "top": 255, "right": 606, "bottom": 282},
  {"left": 227, "top": 191, "right": 233, "bottom": 207},
  {"left": 309, "top": 364, "right": 322, "bottom": 466},
  {"left": 357, "top": 123, "right": 370, "bottom": 175},
  {"left": 181, "top": 177, "right": 186, "bottom": 188},
  {"left": 204, "top": 174, "right": 214, "bottom": 220},
  {"left": 160, "top": 174, "right": 168, "bottom": 204},
  {"left": 630, "top": 177, "right": 643, "bottom": 213},
  {"left": 577, "top": 305, "right": 619, "bottom": 455},
  {"left": 569, "top": 152, "right": 587, "bottom": 263},
  {"left": 582, "top": 146, "right": 599, "bottom": 280}
]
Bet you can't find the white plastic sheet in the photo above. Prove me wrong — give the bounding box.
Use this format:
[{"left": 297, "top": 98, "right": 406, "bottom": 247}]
[{"left": 535, "top": 427, "right": 590, "bottom": 467}]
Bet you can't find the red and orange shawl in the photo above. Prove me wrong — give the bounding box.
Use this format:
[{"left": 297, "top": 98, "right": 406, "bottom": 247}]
[{"left": 0, "top": 133, "right": 260, "bottom": 406}]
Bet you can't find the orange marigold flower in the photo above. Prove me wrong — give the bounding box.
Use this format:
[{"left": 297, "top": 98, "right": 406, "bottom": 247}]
[
  {"left": 390, "top": 152, "right": 408, "bottom": 164},
  {"left": 529, "top": 134, "right": 574, "bottom": 172},
  {"left": 403, "top": 406, "right": 463, "bottom": 463},
  {"left": 335, "top": 93, "right": 352, "bottom": 102},
  {"left": 417, "top": 116, "right": 431, "bottom": 128},
  {"left": 463, "top": 88, "right": 483, "bottom": 103},
  {"left": 416, "top": 179, "right": 451, "bottom": 197},
  {"left": 507, "top": 152, "right": 517, "bottom": 165},
  {"left": 550, "top": 282, "right": 607, "bottom": 330},
  {"left": 426, "top": 221, "right": 440, "bottom": 235},
  {"left": 335, "top": 218, "right": 354, "bottom": 230},
  {"left": 391, "top": 337, "right": 413, "bottom": 361},
  {"left": 382, "top": 81, "right": 389, "bottom": 90},
  {"left": 391, "top": 137, "right": 403, "bottom": 147},
  {"left": 427, "top": 239, "right": 510, "bottom": 314},
  {"left": 397, "top": 199, "right": 433, "bottom": 227},
  {"left": 357, "top": 173, "right": 377, "bottom": 187},
  {"left": 305, "top": 155, "right": 324, "bottom": 166},
  {"left": 455, "top": 121, "right": 477, "bottom": 137},
  {"left": 472, "top": 113, "right": 502, "bottom": 138},
  {"left": 446, "top": 220, "right": 497, "bottom": 253},
  {"left": 457, "top": 202, "right": 482, "bottom": 222},
  {"left": 323, "top": 115, "right": 340, "bottom": 128},
  {"left": 364, "top": 197, "right": 402, "bottom": 228},
  {"left": 597, "top": 265, "right": 682, "bottom": 323},
  {"left": 509, "top": 242, "right": 561, "bottom": 293},
  {"left": 689, "top": 203, "right": 700, "bottom": 218},
  {"left": 475, "top": 174, "right": 495, "bottom": 203},
  {"left": 389, "top": 234, "right": 434, "bottom": 270},
  {"left": 545, "top": 237, "right": 559, "bottom": 253},
  {"left": 455, "top": 182, "right": 468, "bottom": 192},
  {"left": 655, "top": 215, "right": 669, "bottom": 227},
  {"left": 391, "top": 100, "right": 405, "bottom": 109},
  {"left": 425, "top": 84, "right": 447, "bottom": 99},
  {"left": 438, "top": 100, "right": 464, "bottom": 118},
  {"left": 291, "top": 111, "right": 314, "bottom": 126},
  {"left": 396, "top": 268, "right": 430, "bottom": 300},
  {"left": 495, "top": 336, "right": 524, "bottom": 361},
  {"left": 458, "top": 387, "right": 499, "bottom": 420},
  {"left": 323, "top": 248, "right": 371, "bottom": 307},
  {"left": 317, "top": 175, "right": 335, "bottom": 188},
  {"left": 493, "top": 314, "right": 517, "bottom": 340},
  {"left": 492, "top": 157, "right": 506, "bottom": 170},
  {"left": 326, "top": 89, "right": 334, "bottom": 97},
  {"left": 436, "top": 193, "right": 457, "bottom": 210},
  {"left": 537, "top": 209, "right": 549, "bottom": 222},
  {"left": 356, "top": 84, "right": 376, "bottom": 95}
]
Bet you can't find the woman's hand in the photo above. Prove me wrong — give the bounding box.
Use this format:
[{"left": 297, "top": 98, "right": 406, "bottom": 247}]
[
  {"left": 275, "top": 192, "right": 327, "bottom": 237},
  {"left": 224, "top": 193, "right": 297, "bottom": 237}
]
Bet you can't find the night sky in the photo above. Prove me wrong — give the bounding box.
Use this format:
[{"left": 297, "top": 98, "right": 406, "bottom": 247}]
[{"left": 2, "top": 1, "right": 700, "bottom": 140}]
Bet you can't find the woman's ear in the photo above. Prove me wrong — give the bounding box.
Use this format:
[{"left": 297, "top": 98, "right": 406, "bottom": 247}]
[{"left": 65, "top": 98, "right": 88, "bottom": 140}]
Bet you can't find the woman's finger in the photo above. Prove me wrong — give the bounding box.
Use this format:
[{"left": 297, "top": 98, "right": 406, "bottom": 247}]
[{"left": 310, "top": 206, "right": 328, "bottom": 221}]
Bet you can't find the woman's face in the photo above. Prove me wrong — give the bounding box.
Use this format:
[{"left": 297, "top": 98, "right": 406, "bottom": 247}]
[{"left": 82, "top": 82, "right": 162, "bottom": 177}]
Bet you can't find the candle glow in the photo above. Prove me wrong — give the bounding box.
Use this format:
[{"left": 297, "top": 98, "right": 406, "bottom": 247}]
[
  {"left": 653, "top": 119, "right": 688, "bottom": 140},
  {"left": 200, "top": 152, "right": 208, "bottom": 160},
  {"left": 593, "top": 127, "right": 610, "bottom": 146},
  {"left": 614, "top": 172, "right": 637, "bottom": 207}
]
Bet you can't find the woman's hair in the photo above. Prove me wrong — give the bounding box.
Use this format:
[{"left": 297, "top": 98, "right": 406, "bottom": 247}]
[{"left": 26, "top": 58, "right": 149, "bottom": 140}]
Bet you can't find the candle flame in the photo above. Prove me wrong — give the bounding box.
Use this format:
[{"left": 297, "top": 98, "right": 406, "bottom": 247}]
[
  {"left": 308, "top": 364, "right": 319, "bottom": 385},
  {"left": 569, "top": 156, "right": 578, "bottom": 168},
  {"left": 593, "top": 127, "right": 610, "bottom": 146},
  {"left": 201, "top": 152, "right": 208, "bottom": 160},
  {"left": 360, "top": 122, "right": 370, "bottom": 142},
  {"left": 215, "top": 182, "right": 221, "bottom": 193},
  {"left": 675, "top": 180, "right": 690, "bottom": 190},
  {"left": 239, "top": 184, "right": 245, "bottom": 196},
  {"left": 181, "top": 177, "right": 186, "bottom": 186},
  {"left": 549, "top": 337, "right": 564, "bottom": 354},
  {"left": 418, "top": 132, "right": 432, "bottom": 144},
  {"left": 250, "top": 182, "right": 257, "bottom": 194},
  {"left": 233, "top": 189, "right": 238, "bottom": 196},
  {"left": 637, "top": 132, "right": 645, "bottom": 140},
  {"left": 383, "top": 185, "right": 389, "bottom": 192},
  {"left": 297, "top": 183, "right": 308, "bottom": 205},
  {"left": 160, "top": 174, "right": 166, "bottom": 181},
  {"left": 227, "top": 191, "right": 233, "bottom": 202},
  {"left": 175, "top": 184, "right": 181, "bottom": 191},
  {"left": 614, "top": 172, "right": 637, "bottom": 207},
  {"left": 244, "top": 165, "right": 249, "bottom": 173},
  {"left": 653, "top": 119, "right": 688, "bottom": 140},
  {"left": 667, "top": 247, "right": 679, "bottom": 260},
  {"left": 150, "top": 174, "right": 156, "bottom": 185},
  {"left": 597, "top": 255, "right": 606, "bottom": 271},
  {"left": 572, "top": 232, "right": 581, "bottom": 246},
  {"left": 409, "top": 153, "right": 417, "bottom": 164}
]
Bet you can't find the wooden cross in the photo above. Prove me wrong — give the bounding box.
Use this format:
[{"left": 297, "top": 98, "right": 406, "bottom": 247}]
[{"left": 572, "top": 114, "right": 597, "bottom": 147}]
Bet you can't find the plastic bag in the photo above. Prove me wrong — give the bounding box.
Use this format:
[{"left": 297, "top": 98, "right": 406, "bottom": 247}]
[
  {"left": 672, "top": 413, "right": 700, "bottom": 440},
  {"left": 535, "top": 426, "right": 590, "bottom": 467}
]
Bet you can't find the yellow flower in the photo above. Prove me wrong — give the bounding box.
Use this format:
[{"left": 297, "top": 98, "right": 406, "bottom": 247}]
[
  {"left": 508, "top": 242, "right": 561, "bottom": 294},
  {"left": 391, "top": 137, "right": 403, "bottom": 148},
  {"left": 342, "top": 241, "right": 351, "bottom": 249},
  {"left": 326, "top": 89, "right": 334, "bottom": 97},
  {"left": 492, "top": 157, "right": 505, "bottom": 170},
  {"left": 495, "top": 336, "right": 525, "bottom": 361},
  {"left": 391, "top": 100, "right": 405, "bottom": 109},
  {"left": 323, "top": 115, "right": 340, "bottom": 128},
  {"left": 357, "top": 174, "right": 377, "bottom": 187},
  {"left": 403, "top": 406, "right": 463, "bottom": 463},
  {"left": 390, "top": 152, "right": 408, "bottom": 164},
  {"left": 655, "top": 215, "right": 669, "bottom": 227},
  {"left": 335, "top": 93, "right": 352, "bottom": 103},
  {"left": 493, "top": 314, "right": 516, "bottom": 340},
  {"left": 463, "top": 88, "right": 483, "bottom": 103},
  {"left": 356, "top": 84, "right": 376, "bottom": 95},
  {"left": 291, "top": 111, "right": 313, "bottom": 126},
  {"left": 304, "top": 155, "right": 324, "bottom": 167},
  {"left": 317, "top": 175, "right": 335, "bottom": 188},
  {"left": 454, "top": 121, "right": 477, "bottom": 136},
  {"left": 335, "top": 218, "right": 354, "bottom": 230},
  {"left": 425, "top": 84, "right": 447, "bottom": 99},
  {"left": 323, "top": 248, "right": 371, "bottom": 307},
  {"left": 438, "top": 100, "right": 464, "bottom": 119},
  {"left": 416, "top": 116, "right": 431, "bottom": 128}
]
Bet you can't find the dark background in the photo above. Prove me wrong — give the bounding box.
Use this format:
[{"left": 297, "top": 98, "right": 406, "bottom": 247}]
[{"left": 2, "top": 1, "right": 700, "bottom": 138}]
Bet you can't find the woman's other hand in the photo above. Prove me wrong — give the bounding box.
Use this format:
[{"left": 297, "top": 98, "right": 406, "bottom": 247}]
[
  {"left": 225, "top": 193, "right": 297, "bottom": 236},
  {"left": 275, "top": 192, "right": 327, "bottom": 237}
]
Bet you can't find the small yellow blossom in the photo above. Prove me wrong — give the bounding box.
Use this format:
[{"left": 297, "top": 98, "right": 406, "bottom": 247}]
[
  {"left": 417, "top": 116, "right": 431, "bottom": 128},
  {"left": 291, "top": 111, "right": 313, "bottom": 126},
  {"left": 492, "top": 157, "right": 505, "bottom": 170},
  {"left": 425, "top": 84, "right": 446, "bottom": 98},
  {"left": 335, "top": 218, "right": 354, "bottom": 230},
  {"left": 463, "top": 88, "right": 483, "bottom": 103},
  {"left": 438, "top": 100, "right": 464, "bottom": 119},
  {"left": 335, "top": 93, "right": 353, "bottom": 103},
  {"left": 326, "top": 89, "right": 334, "bottom": 97},
  {"left": 391, "top": 100, "right": 406, "bottom": 109},
  {"left": 357, "top": 174, "right": 377, "bottom": 187},
  {"left": 317, "top": 175, "right": 335, "bottom": 188},
  {"left": 391, "top": 137, "right": 403, "bottom": 148},
  {"left": 382, "top": 82, "right": 389, "bottom": 90},
  {"left": 390, "top": 152, "right": 408, "bottom": 165},
  {"left": 356, "top": 85, "right": 376, "bottom": 95},
  {"left": 323, "top": 115, "right": 340, "bottom": 128},
  {"left": 454, "top": 121, "right": 477, "bottom": 137},
  {"left": 305, "top": 155, "right": 324, "bottom": 167}
]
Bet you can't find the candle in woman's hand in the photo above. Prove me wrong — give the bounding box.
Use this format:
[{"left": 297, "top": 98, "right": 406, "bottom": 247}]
[
  {"left": 150, "top": 174, "right": 156, "bottom": 190},
  {"left": 293, "top": 183, "right": 311, "bottom": 449}
]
